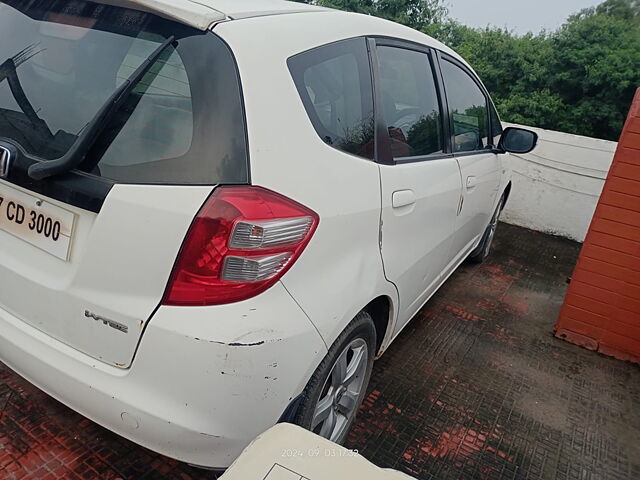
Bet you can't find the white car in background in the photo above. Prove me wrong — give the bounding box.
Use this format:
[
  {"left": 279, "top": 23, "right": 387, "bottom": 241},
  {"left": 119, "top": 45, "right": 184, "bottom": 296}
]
[{"left": 0, "top": 0, "right": 537, "bottom": 470}]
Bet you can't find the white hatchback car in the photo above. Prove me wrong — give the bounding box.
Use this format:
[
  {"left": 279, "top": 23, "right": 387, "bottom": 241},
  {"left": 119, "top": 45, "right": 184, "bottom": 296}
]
[{"left": 0, "top": 0, "right": 537, "bottom": 470}]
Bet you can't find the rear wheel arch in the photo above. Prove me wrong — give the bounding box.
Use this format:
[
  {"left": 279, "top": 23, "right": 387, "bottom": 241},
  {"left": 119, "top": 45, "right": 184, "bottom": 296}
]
[
  {"left": 362, "top": 295, "right": 394, "bottom": 357},
  {"left": 292, "top": 311, "right": 376, "bottom": 443},
  {"left": 281, "top": 295, "right": 394, "bottom": 428}
]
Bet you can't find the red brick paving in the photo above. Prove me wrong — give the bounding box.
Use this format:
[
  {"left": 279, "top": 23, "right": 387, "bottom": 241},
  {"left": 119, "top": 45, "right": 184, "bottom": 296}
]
[
  {"left": 2, "top": 223, "right": 640, "bottom": 479},
  {"left": 346, "top": 224, "right": 640, "bottom": 479}
]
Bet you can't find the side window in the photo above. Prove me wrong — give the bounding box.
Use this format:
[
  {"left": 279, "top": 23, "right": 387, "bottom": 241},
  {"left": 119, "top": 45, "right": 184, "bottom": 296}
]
[
  {"left": 377, "top": 46, "right": 443, "bottom": 159},
  {"left": 441, "top": 59, "right": 490, "bottom": 153},
  {"left": 489, "top": 102, "right": 503, "bottom": 147},
  {"left": 288, "top": 38, "right": 375, "bottom": 160}
]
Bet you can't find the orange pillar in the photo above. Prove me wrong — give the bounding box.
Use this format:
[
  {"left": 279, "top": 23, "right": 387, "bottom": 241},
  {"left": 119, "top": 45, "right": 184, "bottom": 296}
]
[{"left": 555, "top": 88, "right": 640, "bottom": 363}]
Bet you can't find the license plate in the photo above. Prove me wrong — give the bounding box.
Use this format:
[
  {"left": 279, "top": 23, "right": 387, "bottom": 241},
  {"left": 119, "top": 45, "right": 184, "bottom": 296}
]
[{"left": 0, "top": 182, "right": 76, "bottom": 261}]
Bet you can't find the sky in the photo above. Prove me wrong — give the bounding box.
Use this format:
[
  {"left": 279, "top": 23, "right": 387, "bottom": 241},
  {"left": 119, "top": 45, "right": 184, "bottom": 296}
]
[{"left": 446, "top": 0, "right": 603, "bottom": 34}]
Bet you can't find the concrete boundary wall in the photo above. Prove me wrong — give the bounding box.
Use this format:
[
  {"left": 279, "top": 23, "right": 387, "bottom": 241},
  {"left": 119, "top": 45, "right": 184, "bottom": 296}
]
[{"left": 501, "top": 123, "right": 617, "bottom": 242}]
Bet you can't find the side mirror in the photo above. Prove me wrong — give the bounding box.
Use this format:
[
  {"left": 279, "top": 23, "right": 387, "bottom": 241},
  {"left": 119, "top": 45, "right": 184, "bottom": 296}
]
[{"left": 497, "top": 127, "right": 538, "bottom": 154}]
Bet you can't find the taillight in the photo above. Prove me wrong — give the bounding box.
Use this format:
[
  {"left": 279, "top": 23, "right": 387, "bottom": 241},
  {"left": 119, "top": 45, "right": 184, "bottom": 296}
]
[{"left": 162, "top": 186, "right": 319, "bottom": 306}]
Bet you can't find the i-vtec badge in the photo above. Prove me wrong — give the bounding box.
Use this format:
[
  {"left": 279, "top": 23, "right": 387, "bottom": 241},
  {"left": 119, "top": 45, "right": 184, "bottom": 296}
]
[
  {"left": 84, "top": 310, "right": 129, "bottom": 334},
  {"left": 0, "top": 146, "right": 11, "bottom": 179}
]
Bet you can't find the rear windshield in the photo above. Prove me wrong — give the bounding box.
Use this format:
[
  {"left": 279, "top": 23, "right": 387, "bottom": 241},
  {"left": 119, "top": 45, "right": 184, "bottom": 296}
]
[{"left": 0, "top": 0, "right": 248, "bottom": 184}]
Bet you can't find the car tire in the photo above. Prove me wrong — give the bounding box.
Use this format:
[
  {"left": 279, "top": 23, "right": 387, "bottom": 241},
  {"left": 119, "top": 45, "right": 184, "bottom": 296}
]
[
  {"left": 468, "top": 195, "right": 504, "bottom": 264},
  {"left": 293, "top": 311, "right": 376, "bottom": 444}
]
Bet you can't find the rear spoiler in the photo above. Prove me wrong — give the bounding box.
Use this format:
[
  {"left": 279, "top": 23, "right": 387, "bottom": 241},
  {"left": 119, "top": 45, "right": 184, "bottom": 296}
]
[
  {"left": 99, "top": 0, "right": 227, "bottom": 30},
  {"left": 3, "top": 0, "right": 226, "bottom": 31}
]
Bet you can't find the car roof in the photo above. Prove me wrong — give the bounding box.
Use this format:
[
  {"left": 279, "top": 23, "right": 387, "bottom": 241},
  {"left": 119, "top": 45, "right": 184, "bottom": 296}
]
[
  {"left": 217, "top": 8, "right": 467, "bottom": 68},
  {"left": 105, "top": 0, "right": 328, "bottom": 30},
  {"left": 105, "top": 0, "right": 472, "bottom": 75}
]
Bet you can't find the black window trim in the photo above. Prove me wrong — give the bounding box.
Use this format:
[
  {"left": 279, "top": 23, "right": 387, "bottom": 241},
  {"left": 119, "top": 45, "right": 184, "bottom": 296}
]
[
  {"left": 367, "top": 38, "right": 393, "bottom": 165},
  {"left": 211, "top": 30, "right": 252, "bottom": 186},
  {"left": 487, "top": 92, "right": 504, "bottom": 147},
  {"left": 437, "top": 52, "right": 499, "bottom": 158},
  {"left": 371, "top": 36, "right": 452, "bottom": 166}
]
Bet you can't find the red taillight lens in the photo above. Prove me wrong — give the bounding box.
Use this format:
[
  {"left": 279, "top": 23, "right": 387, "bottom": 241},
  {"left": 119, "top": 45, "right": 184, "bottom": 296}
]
[{"left": 162, "top": 186, "right": 319, "bottom": 306}]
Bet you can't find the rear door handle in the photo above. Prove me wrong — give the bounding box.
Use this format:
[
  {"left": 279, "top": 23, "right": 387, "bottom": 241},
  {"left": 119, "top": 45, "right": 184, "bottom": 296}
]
[
  {"left": 466, "top": 176, "right": 478, "bottom": 190},
  {"left": 392, "top": 190, "right": 416, "bottom": 209}
]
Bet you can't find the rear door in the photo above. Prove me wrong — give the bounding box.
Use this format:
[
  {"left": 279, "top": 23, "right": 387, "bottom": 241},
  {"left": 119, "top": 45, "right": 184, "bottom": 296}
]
[
  {"left": 437, "top": 55, "right": 502, "bottom": 268},
  {"left": 0, "top": 0, "right": 248, "bottom": 368},
  {"left": 374, "top": 39, "right": 462, "bottom": 330}
]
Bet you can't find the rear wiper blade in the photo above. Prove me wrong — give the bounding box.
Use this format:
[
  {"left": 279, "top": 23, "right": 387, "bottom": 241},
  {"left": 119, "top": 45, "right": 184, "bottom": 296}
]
[{"left": 28, "top": 35, "right": 175, "bottom": 181}]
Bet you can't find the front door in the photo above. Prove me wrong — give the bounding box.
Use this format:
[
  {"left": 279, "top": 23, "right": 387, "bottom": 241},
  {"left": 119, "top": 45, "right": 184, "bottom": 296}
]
[{"left": 439, "top": 57, "right": 502, "bottom": 268}]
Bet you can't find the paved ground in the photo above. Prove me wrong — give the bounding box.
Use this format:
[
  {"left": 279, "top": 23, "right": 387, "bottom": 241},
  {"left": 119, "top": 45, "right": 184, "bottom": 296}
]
[{"left": 1, "top": 223, "right": 639, "bottom": 480}]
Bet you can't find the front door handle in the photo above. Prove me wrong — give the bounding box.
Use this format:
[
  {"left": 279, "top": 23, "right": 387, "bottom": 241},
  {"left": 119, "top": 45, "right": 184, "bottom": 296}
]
[
  {"left": 392, "top": 190, "right": 416, "bottom": 209},
  {"left": 466, "top": 176, "right": 478, "bottom": 190}
]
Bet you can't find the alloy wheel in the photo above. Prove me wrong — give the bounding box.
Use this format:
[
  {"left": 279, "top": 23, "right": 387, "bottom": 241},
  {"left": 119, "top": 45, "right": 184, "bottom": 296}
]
[
  {"left": 483, "top": 200, "right": 502, "bottom": 257},
  {"left": 311, "top": 338, "right": 369, "bottom": 442}
]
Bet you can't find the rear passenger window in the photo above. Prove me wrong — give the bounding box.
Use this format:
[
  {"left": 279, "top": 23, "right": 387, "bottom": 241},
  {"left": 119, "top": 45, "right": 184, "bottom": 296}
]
[
  {"left": 288, "top": 38, "right": 375, "bottom": 160},
  {"left": 377, "top": 46, "right": 443, "bottom": 159},
  {"left": 441, "top": 60, "right": 490, "bottom": 153}
]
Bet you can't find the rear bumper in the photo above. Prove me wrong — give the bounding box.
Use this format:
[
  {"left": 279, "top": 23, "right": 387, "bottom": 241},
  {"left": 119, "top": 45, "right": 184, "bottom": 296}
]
[{"left": 0, "top": 282, "right": 327, "bottom": 468}]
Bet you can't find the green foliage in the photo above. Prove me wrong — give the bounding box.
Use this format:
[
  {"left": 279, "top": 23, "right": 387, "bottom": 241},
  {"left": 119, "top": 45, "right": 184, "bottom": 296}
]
[
  {"left": 293, "top": 0, "right": 640, "bottom": 141},
  {"left": 292, "top": 0, "right": 374, "bottom": 15},
  {"left": 576, "top": 0, "right": 639, "bottom": 23},
  {"left": 406, "top": 113, "right": 442, "bottom": 155},
  {"left": 549, "top": 7, "right": 640, "bottom": 138},
  {"left": 428, "top": 0, "right": 640, "bottom": 140}
]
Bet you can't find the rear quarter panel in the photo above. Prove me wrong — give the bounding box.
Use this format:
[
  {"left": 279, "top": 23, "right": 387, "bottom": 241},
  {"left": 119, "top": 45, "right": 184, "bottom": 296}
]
[{"left": 215, "top": 14, "right": 403, "bottom": 354}]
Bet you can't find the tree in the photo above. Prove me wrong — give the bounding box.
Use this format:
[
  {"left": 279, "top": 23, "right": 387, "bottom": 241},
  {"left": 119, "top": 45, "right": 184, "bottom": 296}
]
[
  {"left": 549, "top": 5, "right": 640, "bottom": 138},
  {"left": 427, "top": 1, "right": 639, "bottom": 140},
  {"left": 292, "top": 0, "right": 375, "bottom": 15},
  {"left": 577, "top": 0, "right": 640, "bottom": 23},
  {"left": 425, "top": 23, "right": 564, "bottom": 131}
]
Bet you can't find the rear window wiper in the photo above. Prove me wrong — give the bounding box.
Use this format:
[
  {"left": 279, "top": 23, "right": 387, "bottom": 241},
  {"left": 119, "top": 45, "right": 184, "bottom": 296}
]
[{"left": 28, "top": 35, "right": 176, "bottom": 181}]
